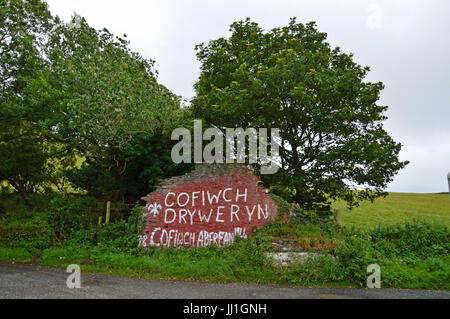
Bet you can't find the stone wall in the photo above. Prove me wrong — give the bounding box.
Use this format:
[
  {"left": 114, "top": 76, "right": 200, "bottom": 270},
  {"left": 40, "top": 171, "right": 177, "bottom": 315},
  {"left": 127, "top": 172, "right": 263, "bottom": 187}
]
[{"left": 139, "top": 164, "right": 279, "bottom": 248}]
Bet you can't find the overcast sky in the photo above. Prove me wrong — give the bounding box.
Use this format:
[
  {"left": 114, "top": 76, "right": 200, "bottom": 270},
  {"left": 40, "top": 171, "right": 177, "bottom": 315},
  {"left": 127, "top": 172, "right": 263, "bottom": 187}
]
[{"left": 45, "top": 0, "right": 450, "bottom": 193}]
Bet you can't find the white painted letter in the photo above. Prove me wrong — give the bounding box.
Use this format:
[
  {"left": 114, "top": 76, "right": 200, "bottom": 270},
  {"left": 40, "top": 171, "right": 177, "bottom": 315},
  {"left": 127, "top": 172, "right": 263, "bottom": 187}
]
[{"left": 164, "top": 208, "right": 177, "bottom": 224}]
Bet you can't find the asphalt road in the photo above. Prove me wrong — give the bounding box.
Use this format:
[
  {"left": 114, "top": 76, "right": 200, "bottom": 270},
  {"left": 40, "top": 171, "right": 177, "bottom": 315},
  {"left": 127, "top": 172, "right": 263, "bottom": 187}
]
[{"left": 0, "top": 262, "right": 449, "bottom": 299}]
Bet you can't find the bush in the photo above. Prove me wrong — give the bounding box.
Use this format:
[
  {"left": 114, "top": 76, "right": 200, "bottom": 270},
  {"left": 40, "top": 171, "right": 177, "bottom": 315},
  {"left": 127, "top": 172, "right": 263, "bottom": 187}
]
[
  {"left": 331, "top": 220, "right": 450, "bottom": 287},
  {"left": 61, "top": 204, "right": 144, "bottom": 252},
  {"left": 0, "top": 219, "right": 52, "bottom": 254},
  {"left": 97, "top": 220, "right": 139, "bottom": 252},
  {"left": 367, "top": 221, "right": 449, "bottom": 258},
  {"left": 334, "top": 235, "right": 382, "bottom": 286},
  {"left": 46, "top": 196, "right": 101, "bottom": 241},
  {"left": 224, "top": 231, "right": 272, "bottom": 269}
]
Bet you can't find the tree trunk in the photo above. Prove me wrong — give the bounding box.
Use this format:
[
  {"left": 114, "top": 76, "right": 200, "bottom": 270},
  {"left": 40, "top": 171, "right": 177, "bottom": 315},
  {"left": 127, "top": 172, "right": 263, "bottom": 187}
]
[
  {"left": 294, "top": 187, "right": 303, "bottom": 208},
  {"left": 3, "top": 177, "right": 33, "bottom": 209}
]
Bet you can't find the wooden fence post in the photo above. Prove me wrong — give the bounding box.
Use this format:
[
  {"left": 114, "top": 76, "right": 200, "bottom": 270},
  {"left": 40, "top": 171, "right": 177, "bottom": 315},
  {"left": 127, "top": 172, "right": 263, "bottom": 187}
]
[
  {"left": 334, "top": 209, "right": 341, "bottom": 228},
  {"left": 105, "top": 201, "right": 111, "bottom": 224}
]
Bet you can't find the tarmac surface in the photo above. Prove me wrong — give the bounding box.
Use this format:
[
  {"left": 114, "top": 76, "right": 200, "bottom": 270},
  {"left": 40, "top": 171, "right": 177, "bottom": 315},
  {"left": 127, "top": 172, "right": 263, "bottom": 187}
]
[{"left": 1, "top": 261, "right": 449, "bottom": 299}]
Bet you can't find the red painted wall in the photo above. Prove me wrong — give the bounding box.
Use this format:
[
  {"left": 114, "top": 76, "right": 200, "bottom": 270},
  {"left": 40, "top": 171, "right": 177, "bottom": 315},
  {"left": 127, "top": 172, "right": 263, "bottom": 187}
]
[{"left": 140, "top": 168, "right": 278, "bottom": 248}]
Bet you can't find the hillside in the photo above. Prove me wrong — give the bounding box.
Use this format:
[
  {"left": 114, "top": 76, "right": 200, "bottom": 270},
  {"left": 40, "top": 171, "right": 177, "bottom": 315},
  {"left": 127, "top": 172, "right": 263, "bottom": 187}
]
[{"left": 332, "top": 192, "right": 450, "bottom": 229}]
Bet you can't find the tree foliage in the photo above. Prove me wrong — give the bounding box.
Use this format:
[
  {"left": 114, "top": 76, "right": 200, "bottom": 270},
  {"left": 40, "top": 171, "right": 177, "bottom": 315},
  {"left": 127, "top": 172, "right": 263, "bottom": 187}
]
[
  {"left": 1, "top": 2, "right": 190, "bottom": 203},
  {"left": 37, "top": 15, "right": 185, "bottom": 156},
  {"left": 192, "top": 18, "right": 408, "bottom": 209},
  {"left": 67, "top": 132, "right": 192, "bottom": 201},
  {"left": 0, "top": 0, "right": 57, "bottom": 205}
]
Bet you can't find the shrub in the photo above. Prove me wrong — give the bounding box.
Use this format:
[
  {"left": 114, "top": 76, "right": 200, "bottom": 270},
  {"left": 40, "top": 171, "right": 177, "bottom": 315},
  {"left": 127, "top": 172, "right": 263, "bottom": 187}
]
[
  {"left": 47, "top": 196, "right": 101, "bottom": 240},
  {"left": 334, "top": 235, "right": 382, "bottom": 286},
  {"left": 97, "top": 220, "right": 139, "bottom": 252},
  {"left": 367, "top": 221, "right": 449, "bottom": 258},
  {"left": 0, "top": 219, "right": 52, "bottom": 254}
]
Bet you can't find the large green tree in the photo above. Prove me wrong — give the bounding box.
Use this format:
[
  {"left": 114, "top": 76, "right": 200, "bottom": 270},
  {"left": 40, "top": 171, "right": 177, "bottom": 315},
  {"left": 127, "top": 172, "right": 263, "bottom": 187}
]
[
  {"left": 30, "top": 14, "right": 192, "bottom": 201},
  {"left": 43, "top": 15, "right": 191, "bottom": 200},
  {"left": 33, "top": 14, "right": 185, "bottom": 164},
  {"left": 0, "top": 0, "right": 58, "bottom": 205},
  {"left": 1, "top": 3, "right": 190, "bottom": 203},
  {"left": 192, "top": 18, "right": 408, "bottom": 209}
]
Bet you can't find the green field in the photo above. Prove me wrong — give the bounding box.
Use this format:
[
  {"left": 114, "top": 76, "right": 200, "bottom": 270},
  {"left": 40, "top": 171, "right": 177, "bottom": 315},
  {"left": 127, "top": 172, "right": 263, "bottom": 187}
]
[{"left": 332, "top": 192, "right": 450, "bottom": 229}]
